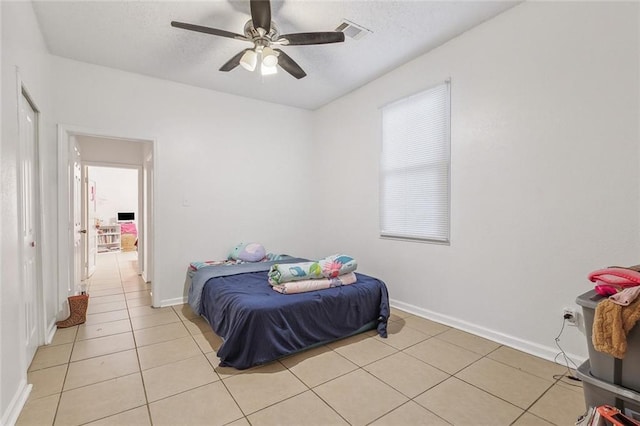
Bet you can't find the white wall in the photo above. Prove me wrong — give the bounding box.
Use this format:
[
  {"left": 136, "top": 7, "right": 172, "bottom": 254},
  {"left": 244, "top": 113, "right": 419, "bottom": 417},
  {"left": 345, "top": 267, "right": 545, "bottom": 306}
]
[
  {"left": 1, "top": 1, "right": 56, "bottom": 424},
  {"left": 2, "top": 2, "right": 638, "bottom": 423},
  {"left": 0, "top": 0, "right": 4, "bottom": 417},
  {"left": 312, "top": 1, "right": 640, "bottom": 362},
  {"left": 51, "top": 57, "right": 316, "bottom": 305},
  {"left": 88, "top": 166, "right": 138, "bottom": 226},
  {"left": 0, "top": 2, "right": 4, "bottom": 422}
]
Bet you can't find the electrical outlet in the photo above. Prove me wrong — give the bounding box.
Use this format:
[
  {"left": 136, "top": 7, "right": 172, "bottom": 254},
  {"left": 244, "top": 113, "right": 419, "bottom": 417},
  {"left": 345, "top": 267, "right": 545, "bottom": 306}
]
[{"left": 563, "top": 307, "right": 578, "bottom": 326}]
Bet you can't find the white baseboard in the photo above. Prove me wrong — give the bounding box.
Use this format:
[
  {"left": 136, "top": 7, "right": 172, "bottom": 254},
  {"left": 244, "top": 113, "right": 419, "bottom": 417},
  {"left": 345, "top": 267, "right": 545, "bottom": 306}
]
[
  {"left": 44, "top": 319, "right": 57, "bottom": 345},
  {"left": 390, "top": 298, "right": 587, "bottom": 367},
  {"left": 154, "top": 295, "right": 585, "bottom": 366},
  {"left": 158, "top": 296, "right": 187, "bottom": 308},
  {"left": 1, "top": 380, "right": 32, "bottom": 426}
]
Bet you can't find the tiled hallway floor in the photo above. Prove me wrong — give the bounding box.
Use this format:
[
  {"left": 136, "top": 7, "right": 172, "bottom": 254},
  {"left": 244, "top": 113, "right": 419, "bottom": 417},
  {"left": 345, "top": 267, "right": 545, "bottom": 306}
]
[{"left": 18, "top": 251, "right": 586, "bottom": 425}]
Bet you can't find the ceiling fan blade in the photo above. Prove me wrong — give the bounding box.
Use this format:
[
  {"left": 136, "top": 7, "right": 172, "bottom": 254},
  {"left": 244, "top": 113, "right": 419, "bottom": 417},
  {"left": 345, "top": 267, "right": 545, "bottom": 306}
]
[
  {"left": 279, "top": 32, "right": 345, "bottom": 46},
  {"left": 274, "top": 49, "right": 306, "bottom": 79},
  {"left": 219, "top": 49, "right": 251, "bottom": 72},
  {"left": 250, "top": 0, "right": 271, "bottom": 33},
  {"left": 171, "top": 21, "right": 247, "bottom": 41}
]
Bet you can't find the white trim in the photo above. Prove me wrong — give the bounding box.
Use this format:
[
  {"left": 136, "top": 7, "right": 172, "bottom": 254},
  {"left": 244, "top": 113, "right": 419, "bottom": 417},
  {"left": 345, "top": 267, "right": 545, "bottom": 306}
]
[
  {"left": 83, "top": 160, "right": 141, "bottom": 169},
  {"left": 84, "top": 162, "right": 142, "bottom": 276},
  {"left": 148, "top": 141, "right": 158, "bottom": 306},
  {"left": 145, "top": 148, "right": 155, "bottom": 295},
  {"left": 16, "top": 71, "right": 45, "bottom": 365},
  {"left": 44, "top": 320, "right": 57, "bottom": 345},
  {"left": 0, "top": 380, "right": 32, "bottom": 426},
  {"left": 137, "top": 166, "right": 143, "bottom": 277},
  {"left": 0, "top": 6, "right": 2, "bottom": 417},
  {"left": 389, "top": 298, "right": 587, "bottom": 367},
  {"left": 34, "top": 95, "right": 49, "bottom": 345},
  {"left": 57, "top": 125, "right": 70, "bottom": 311},
  {"left": 57, "top": 125, "right": 158, "bottom": 313},
  {"left": 158, "top": 297, "right": 187, "bottom": 308}
]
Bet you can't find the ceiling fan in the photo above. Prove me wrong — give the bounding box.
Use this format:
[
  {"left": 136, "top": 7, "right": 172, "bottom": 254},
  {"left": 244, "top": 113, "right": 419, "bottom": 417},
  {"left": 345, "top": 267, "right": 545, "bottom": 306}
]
[{"left": 171, "top": 0, "right": 345, "bottom": 79}]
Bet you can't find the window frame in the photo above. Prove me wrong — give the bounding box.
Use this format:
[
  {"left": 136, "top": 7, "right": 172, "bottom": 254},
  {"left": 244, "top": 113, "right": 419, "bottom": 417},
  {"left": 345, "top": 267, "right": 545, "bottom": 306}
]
[{"left": 379, "top": 80, "right": 451, "bottom": 244}]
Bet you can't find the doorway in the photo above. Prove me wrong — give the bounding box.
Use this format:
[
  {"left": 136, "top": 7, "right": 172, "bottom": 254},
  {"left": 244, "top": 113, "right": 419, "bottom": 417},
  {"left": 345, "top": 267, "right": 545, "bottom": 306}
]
[
  {"left": 86, "top": 165, "right": 139, "bottom": 265},
  {"left": 57, "top": 127, "right": 156, "bottom": 312}
]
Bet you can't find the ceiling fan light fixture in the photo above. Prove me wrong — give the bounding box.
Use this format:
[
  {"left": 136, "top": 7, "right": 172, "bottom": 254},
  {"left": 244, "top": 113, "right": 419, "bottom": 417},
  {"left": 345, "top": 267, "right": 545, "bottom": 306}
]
[
  {"left": 261, "top": 46, "right": 278, "bottom": 67},
  {"left": 239, "top": 49, "right": 257, "bottom": 71},
  {"left": 261, "top": 62, "right": 278, "bottom": 76}
]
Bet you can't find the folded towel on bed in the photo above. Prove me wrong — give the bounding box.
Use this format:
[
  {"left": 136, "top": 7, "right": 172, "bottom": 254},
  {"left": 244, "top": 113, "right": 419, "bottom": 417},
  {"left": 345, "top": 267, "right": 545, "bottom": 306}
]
[
  {"left": 272, "top": 272, "right": 357, "bottom": 294},
  {"left": 268, "top": 254, "right": 357, "bottom": 285}
]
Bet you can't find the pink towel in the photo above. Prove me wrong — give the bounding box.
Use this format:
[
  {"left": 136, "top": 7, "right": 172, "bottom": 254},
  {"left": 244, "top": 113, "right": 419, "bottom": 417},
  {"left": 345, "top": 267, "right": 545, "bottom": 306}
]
[
  {"left": 595, "top": 281, "right": 620, "bottom": 296},
  {"left": 120, "top": 222, "right": 137, "bottom": 236},
  {"left": 271, "top": 272, "right": 357, "bottom": 294},
  {"left": 610, "top": 285, "right": 640, "bottom": 306},
  {"left": 588, "top": 267, "right": 640, "bottom": 288}
]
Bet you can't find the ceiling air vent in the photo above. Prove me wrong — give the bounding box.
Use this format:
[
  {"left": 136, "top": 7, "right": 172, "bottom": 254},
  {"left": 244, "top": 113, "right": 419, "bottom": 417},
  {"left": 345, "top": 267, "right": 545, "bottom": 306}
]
[{"left": 335, "top": 19, "right": 372, "bottom": 41}]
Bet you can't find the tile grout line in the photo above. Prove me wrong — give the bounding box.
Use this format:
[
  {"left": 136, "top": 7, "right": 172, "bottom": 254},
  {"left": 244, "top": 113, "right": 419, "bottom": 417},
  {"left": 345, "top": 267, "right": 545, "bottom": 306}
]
[
  {"left": 73, "top": 253, "right": 148, "bottom": 426},
  {"left": 353, "top": 350, "right": 453, "bottom": 425},
  {"left": 179, "top": 312, "right": 250, "bottom": 424},
  {"left": 68, "top": 252, "right": 150, "bottom": 425},
  {"left": 33, "top": 256, "right": 578, "bottom": 426},
  {"left": 444, "top": 347, "right": 558, "bottom": 425},
  {"left": 116, "top": 252, "right": 155, "bottom": 426},
  {"left": 49, "top": 325, "right": 76, "bottom": 426},
  {"left": 52, "top": 255, "right": 119, "bottom": 425},
  {"left": 368, "top": 330, "right": 555, "bottom": 425},
  {"left": 276, "top": 355, "right": 352, "bottom": 426},
  {"left": 395, "top": 331, "right": 573, "bottom": 425}
]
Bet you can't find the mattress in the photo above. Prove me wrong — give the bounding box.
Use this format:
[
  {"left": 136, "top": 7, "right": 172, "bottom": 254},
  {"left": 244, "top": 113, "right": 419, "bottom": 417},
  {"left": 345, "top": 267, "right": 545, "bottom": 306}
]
[{"left": 190, "top": 262, "right": 389, "bottom": 369}]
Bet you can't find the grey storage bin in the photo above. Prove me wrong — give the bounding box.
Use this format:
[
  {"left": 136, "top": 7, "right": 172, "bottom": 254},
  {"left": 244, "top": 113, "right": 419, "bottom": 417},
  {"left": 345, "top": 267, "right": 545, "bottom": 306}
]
[
  {"left": 576, "top": 290, "right": 640, "bottom": 393},
  {"left": 577, "top": 360, "right": 640, "bottom": 421}
]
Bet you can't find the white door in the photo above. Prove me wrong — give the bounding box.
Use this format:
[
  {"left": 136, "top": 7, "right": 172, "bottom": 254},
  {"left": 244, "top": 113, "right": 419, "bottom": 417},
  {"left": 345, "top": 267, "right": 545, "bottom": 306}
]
[
  {"left": 86, "top": 177, "right": 97, "bottom": 277},
  {"left": 19, "top": 90, "right": 40, "bottom": 364},
  {"left": 72, "top": 146, "right": 83, "bottom": 293}
]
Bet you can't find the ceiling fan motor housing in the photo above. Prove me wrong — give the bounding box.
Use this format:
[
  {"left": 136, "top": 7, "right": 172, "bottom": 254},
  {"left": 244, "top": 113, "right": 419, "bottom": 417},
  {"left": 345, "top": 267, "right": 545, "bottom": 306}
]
[{"left": 244, "top": 20, "right": 279, "bottom": 45}]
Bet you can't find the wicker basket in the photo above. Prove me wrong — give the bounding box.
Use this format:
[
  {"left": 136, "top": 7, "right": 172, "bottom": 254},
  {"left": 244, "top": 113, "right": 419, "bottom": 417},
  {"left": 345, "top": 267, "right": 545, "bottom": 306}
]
[{"left": 121, "top": 233, "right": 137, "bottom": 252}]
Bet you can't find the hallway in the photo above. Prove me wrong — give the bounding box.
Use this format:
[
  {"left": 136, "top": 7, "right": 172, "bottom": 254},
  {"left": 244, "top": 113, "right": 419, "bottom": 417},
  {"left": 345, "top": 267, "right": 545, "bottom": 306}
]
[{"left": 18, "top": 251, "right": 161, "bottom": 424}]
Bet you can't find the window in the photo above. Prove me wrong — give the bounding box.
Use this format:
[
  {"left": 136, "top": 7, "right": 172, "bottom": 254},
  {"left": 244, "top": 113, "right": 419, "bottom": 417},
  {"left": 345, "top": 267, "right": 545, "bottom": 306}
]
[{"left": 380, "top": 81, "right": 450, "bottom": 243}]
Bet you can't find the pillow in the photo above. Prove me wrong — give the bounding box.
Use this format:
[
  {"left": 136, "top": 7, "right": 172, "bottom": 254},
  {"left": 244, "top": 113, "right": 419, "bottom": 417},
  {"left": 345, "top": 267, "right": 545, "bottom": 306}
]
[{"left": 229, "top": 242, "right": 266, "bottom": 262}]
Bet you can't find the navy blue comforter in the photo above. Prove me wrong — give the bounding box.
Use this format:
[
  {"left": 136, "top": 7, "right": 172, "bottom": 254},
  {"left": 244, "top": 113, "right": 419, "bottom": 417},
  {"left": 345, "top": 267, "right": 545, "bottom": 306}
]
[{"left": 199, "top": 270, "right": 389, "bottom": 369}]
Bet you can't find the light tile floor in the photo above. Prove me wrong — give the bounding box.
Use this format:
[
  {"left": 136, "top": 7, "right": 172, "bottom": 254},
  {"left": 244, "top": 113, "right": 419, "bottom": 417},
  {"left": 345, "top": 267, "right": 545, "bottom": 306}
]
[{"left": 18, "top": 252, "right": 586, "bottom": 425}]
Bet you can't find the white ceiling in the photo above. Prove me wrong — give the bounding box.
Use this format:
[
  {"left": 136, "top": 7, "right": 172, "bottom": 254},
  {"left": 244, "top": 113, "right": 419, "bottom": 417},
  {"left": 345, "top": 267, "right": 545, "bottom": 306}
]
[{"left": 32, "top": 0, "right": 519, "bottom": 110}]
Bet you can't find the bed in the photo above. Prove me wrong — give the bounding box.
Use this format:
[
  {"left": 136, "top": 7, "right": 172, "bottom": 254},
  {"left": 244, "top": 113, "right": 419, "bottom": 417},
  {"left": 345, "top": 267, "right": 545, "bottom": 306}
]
[{"left": 187, "top": 257, "right": 389, "bottom": 369}]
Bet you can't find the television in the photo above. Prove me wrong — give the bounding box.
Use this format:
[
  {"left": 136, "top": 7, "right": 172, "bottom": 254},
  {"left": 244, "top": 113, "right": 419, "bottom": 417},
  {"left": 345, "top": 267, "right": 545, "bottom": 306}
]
[{"left": 117, "top": 212, "right": 135, "bottom": 222}]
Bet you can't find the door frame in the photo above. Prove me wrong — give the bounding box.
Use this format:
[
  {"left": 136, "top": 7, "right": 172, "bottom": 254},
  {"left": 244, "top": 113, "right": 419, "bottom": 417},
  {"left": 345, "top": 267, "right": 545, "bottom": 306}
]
[
  {"left": 83, "top": 170, "right": 97, "bottom": 279},
  {"left": 17, "top": 75, "right": 44, "bottom": 363},
  {"left": 57, "top": 125, "right": 158, "bottom": 313},
  {"left": 84, "top": 162, "right": 142, "bottom": 274}
]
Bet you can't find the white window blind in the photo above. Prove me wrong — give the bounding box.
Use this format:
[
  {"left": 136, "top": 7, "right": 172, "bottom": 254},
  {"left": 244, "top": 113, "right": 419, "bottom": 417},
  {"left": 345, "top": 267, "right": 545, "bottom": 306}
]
[{"left": 380, "top": 81, "right": 450, "bottom": 243}]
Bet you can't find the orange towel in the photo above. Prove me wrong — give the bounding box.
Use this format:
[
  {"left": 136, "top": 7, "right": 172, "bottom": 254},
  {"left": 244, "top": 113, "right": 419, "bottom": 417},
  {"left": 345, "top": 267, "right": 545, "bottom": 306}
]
[{"left": 593, "top": 296, "right": 640, "bottom": 359}]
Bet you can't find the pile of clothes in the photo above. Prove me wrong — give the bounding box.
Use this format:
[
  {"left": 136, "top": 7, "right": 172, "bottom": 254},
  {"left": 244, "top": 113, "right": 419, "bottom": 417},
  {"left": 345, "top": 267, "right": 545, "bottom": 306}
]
[
  {"left": 588, "top": 266, "right": 640, "bottom": 359},
  {"left": 268, "top": 254, "right": 358, "bottom": 294}
]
